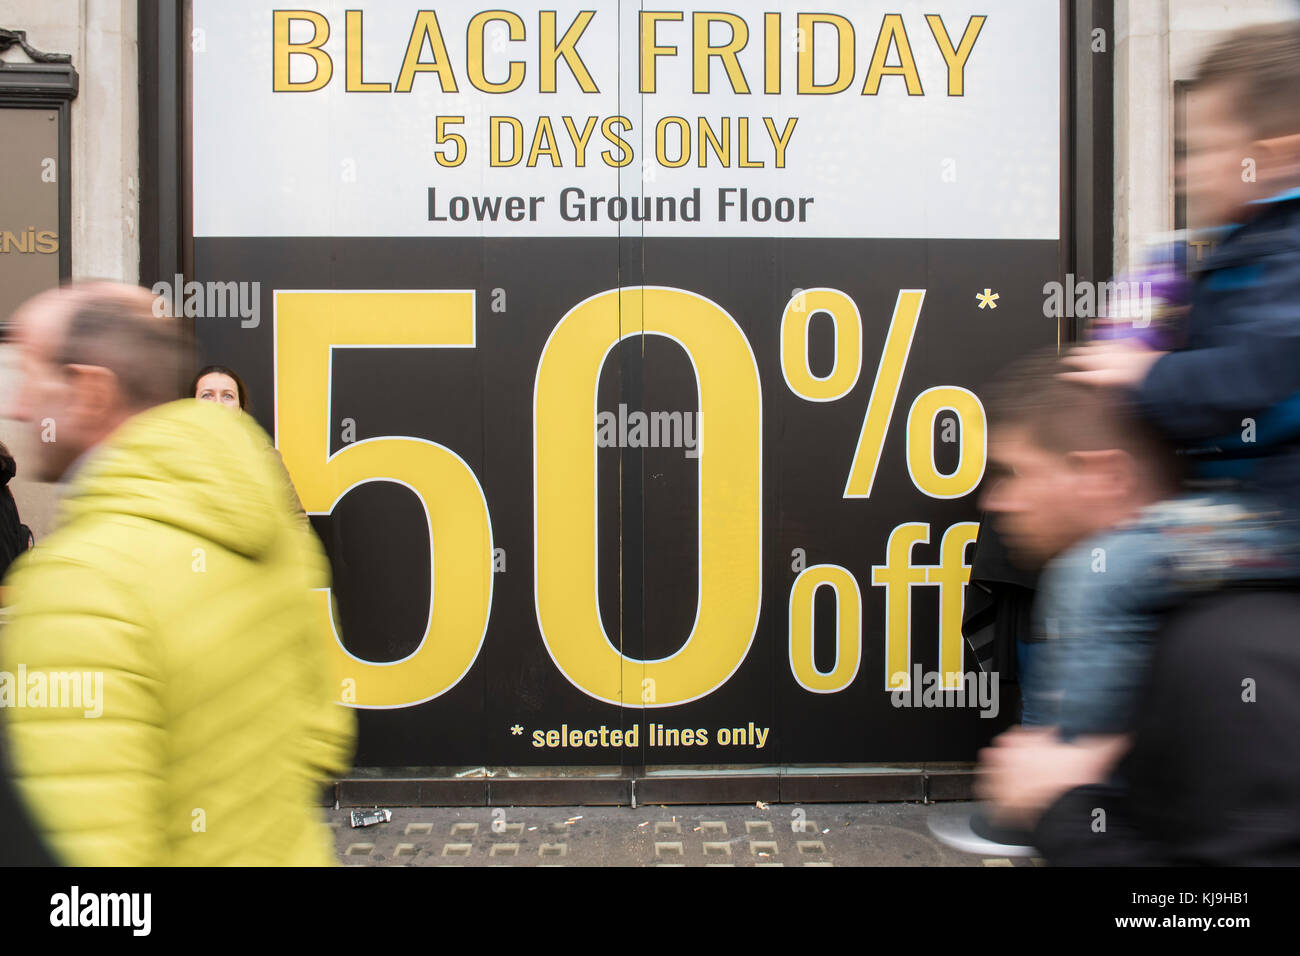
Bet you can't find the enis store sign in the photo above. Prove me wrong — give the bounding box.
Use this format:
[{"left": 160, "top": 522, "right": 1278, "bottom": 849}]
[{"left": 191, "top": 1, "right": 1061, "bottom": 766}]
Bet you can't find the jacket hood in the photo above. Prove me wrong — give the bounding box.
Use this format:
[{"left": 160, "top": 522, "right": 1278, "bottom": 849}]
[{"left": 57, "top": 399, "right": 291, "bottom": 560}]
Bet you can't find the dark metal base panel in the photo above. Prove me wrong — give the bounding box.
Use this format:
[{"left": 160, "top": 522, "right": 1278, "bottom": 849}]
[{"left": 329, "top": 770, "right": 976, "bottom": 807}]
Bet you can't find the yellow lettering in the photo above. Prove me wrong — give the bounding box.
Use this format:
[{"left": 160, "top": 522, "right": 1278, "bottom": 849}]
[
  {"left": 797, "top": 13, "right": 854, "bottom": 94},
  {"left": 871, "top": 523, "right": 930, "bottom": 690},
  {"left": 273, "top": 10, "right": 332, "bottom": 92},
  {"left": 926, "top": 523, "right": 979, "bottom": 686},
  {"left": 467, "top": 10, "right": 525, "bottom": 94},
  {"left": 863, "top": 14, "right": 923, "bottom": 95},
  {"left": 656, "top": 115, "right": 691, "bottom": 168},
  {"left": 764, "top": 12, "right": 780, "bottom": 94},
  {"left": 395, "top": 11, "right": 458, "bottom": 92},
  {"left": 562, "top": 115, "right": 598, "bottom": 167},
  {"left": 540, "top": 10, "right": 599, "bottom": 92},
  {"left": 763, "top": 116, "right": 797, "bottom": 168},
  {"left": 600, "top": 115, "right": 634, "bottom": 167},
  {"left": 698, "top": 116, "right": 729, "bottom": 167},
  {"left": 780, "top": 288, "right": 861, "bottom": 401},
  {"left": 789, "top": 565, "right": 862, "bottom": 693},
  {"left": 345, "top": 11, "right": 389, "bottom": 91},
  {"left": 692, "top": 12, "right": 749, "bottom": 94},
  {"left": 641, "top": 11, "right": 683, "bottom": 93},
  {"left": 274, "top": 291, "right": 491, "bottom": 707},
  {"left": 527, "top": 115, "right": 563, "bottom": 167},
  {"left": 905, "top": 387, "right": 987, "bottom": 498},
  {"left": 535, "top": 288, "right": 761, "bottom": 706},
  {"left": 926, "top": 14, "right": 986, "bottom": 96},
  {"left": 491, "top": 116, "right": 524, "bottom": 166}
]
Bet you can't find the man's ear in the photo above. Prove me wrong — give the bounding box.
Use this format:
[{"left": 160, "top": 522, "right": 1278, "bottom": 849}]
[
  {"left": 1065, "top": 448, "right": 1138, "bottom": 499},
  {"left": 64, "top": 363, "right": 123, "bottom": 425}
]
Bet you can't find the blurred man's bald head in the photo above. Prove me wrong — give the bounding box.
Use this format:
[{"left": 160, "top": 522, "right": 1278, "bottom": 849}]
[
  {"left": 8, "top": 281, "right": 188, "bottom": 481},
  {"left": 14, "top": 282, "right": 185, "bottom": 411}
]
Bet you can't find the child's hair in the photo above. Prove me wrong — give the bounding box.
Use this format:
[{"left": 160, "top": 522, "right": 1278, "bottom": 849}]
[
  {"left": 983, "top": 349, "right": 1184, "bottom": 491},
  {"left": 1193, "top": 22, "right": 1300, "bottom": 140}
]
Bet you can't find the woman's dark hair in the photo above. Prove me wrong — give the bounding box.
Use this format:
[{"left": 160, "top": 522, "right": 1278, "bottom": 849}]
[
  {"left": 0, "top": 439, "right": 15, "bottom": 486},
  {"left": 0, "top": 438, "right": 32, "bottom": 574},
  {"left": 191, "top": 365, "right": 248, "bottom": 410}
]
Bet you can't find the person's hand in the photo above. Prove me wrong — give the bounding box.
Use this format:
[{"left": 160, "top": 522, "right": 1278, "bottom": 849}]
[
  {"left": 975, "top": 726, "right": 1131, "bottom": 828},
  {"left": 1059, "top": 342, "right": 1165, "bottom": 388}
]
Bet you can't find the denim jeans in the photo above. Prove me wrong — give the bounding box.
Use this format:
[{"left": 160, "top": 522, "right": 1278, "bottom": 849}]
[
  {"left": 1028, "top": 492, "right": 1300, "bottom": 738},
  {"left": 1017, "top": 637, "right": 1053, "bottom": 727}
]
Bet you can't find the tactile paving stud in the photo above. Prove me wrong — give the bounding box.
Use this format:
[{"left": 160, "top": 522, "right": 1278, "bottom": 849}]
[
  {"left": 755, "top": 862, "right": 784, "bottom": 867},
  {"left": 489, "top": 843, "right": 520, "bottom": 856},
  {"left": 493, "top": 822, "right": 525, "bottom": 836},
  {"left": 745, "top": 821, "right": 773, "bottom": 834},
  {"left": 700, "top": 821, "right": 728, "bottom": 836},
  {"left": 794, "top": 821, "right": 819, "bottom": 835},
  {"left": 705, "top": 863, "right": 735, "bottom": 867},
  {"left": 345, "top": 843, "right": 374, "bottom": 856},
  {"left": 982, "top": 858, "right": 1013, "bottom": 867},
  {"left": 441, "top": 843, "right": 473, "bottom": 857},
  {"left": 545, "top": 822, "right": 570, "bottom": 834},
  {"left": 450, "top": 822, "right": 479, "bottom": 837},
  {"left": 405, "top": 822, "right": 433, "bottom": 836},
  {"left": 802, "top": 861, "right": 834, "bottom": 867},
  {"left": 655, "top": 821, "right": 682, "bottom": 835},
  {"left": 749, "top": 840, "right": 779, "bottom": 857},
  {"left": 655, "top": 841, "right": 684, "bottom": 857},
  {"left": 797, "top": 841, "right": 827, "bottom": 855},
  {"left": 395, "top": 843, "right": 418, "bottom": 858},
  {"left": 703, "top": 842, "right": 732, "bottom": 857},
  {"left": 540, "top": 844, "right": 568, "bottom": 858}
]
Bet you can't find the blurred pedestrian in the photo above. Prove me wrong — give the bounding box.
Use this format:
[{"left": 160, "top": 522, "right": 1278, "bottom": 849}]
[
  {"left": 966, "top": 352, "right": 1300, "bottom": 862},
  {"left": 0, "top": 281, "right": 354, "bottom": 865},
  {"left": 1064, "top": 23, "right": 1300, "bottom": 503},
  {"left": 0, "top": 732, "right": 57, "bottom": 866},
  {"left": 1020, "top": 586, "right": 1300, "bottom": 865}
]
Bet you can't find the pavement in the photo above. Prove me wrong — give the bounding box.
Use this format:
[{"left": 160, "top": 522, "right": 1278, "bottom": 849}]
[{"left": 328, "top": 801, "right": 1045, "bottom": 867}]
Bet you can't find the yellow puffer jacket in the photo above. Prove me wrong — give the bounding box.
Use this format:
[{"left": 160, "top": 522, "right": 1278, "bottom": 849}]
[{"left": 0, "top": 399, "right": 355, "bottom": 866}]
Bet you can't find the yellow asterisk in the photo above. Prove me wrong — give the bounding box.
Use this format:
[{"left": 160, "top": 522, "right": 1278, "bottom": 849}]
[{"left": 976, "top": 288, "right": 1000, "bottom": 309}]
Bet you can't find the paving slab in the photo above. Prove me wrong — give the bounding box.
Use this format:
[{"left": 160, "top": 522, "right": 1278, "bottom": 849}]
[{"left": 329, "top": 801, "right": 1043, "bottom": 867}]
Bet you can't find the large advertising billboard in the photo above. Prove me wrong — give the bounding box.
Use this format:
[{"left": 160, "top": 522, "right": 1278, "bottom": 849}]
[{"left": 190, "top": 1, "right": 1061, "bottom": 766}]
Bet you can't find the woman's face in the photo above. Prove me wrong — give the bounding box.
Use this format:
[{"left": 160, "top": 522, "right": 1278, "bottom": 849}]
[{"left": 195, "top": 372, "right": 241, "bottom": 412}]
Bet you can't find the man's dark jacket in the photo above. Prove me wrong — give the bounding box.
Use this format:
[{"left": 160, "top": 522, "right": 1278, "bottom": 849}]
[{"left": 1034, "top": 586, "right": 1300, "bottom": 865}]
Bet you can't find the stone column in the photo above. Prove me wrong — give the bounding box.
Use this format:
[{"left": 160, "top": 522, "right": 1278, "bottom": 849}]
[{"left": 0, "top": 1, "right": 138, "bottom": 538}]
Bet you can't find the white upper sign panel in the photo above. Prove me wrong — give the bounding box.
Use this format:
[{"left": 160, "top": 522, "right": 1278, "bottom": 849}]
[{"left": 192, "top": 0, "right": 1060, "bottom": 239}]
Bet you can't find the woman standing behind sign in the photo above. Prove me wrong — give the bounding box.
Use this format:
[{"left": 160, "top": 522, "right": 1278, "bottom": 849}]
[
  {"left": 192, "top": 364, "right": 309, "bottom": 525},
  {"left": 0, "top": 440, "right": 53, "bottom": 865},
  {"left": 0, "top": 441, "right": 34, "bottom": 583}
]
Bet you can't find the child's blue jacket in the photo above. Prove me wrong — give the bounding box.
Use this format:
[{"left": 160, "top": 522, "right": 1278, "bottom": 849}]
[{"left": 1135, "top": 190, "right": 1300, "bottom": 498}]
